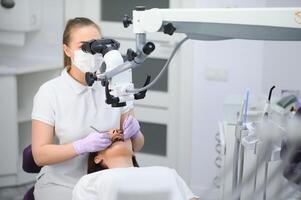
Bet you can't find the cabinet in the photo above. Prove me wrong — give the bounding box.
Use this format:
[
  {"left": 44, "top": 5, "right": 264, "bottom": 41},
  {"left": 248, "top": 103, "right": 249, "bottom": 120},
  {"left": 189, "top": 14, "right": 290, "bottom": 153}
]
[
  {"left": 0, "top": 0, "right": 42, "bottom": 46},
  {"left": 0, "top": 58, "right": 61, "bottom": 187}
]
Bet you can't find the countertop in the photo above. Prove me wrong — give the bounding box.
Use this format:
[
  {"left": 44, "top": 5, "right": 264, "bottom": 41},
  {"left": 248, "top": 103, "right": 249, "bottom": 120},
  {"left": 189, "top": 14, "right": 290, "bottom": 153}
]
[{"left": 0, "top": 57, "right": 62, "bottom": 75}]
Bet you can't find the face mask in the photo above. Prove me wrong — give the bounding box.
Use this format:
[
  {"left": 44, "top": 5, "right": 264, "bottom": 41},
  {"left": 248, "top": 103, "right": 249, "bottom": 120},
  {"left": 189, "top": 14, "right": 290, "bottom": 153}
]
[{"left": 72, "top": 49, "right": 103, "bottom": 73}]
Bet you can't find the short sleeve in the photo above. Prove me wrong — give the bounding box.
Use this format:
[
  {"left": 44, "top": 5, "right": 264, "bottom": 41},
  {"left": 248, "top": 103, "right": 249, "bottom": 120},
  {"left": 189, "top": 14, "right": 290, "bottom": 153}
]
[
  {"left": 31, "top": 84, "right": 55, "bottom": 126},
  {"left": 171, "top": 169, "right": 199, "bottom": 200},
  {"left": 121, "top": 100, "right": 134, "bottom": 114}
]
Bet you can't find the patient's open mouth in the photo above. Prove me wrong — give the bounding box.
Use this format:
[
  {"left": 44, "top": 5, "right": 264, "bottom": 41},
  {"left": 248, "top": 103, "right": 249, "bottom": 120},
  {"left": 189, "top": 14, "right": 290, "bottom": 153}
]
[{"left": 111, "top": 130, "right": 124, "bottom": 143}]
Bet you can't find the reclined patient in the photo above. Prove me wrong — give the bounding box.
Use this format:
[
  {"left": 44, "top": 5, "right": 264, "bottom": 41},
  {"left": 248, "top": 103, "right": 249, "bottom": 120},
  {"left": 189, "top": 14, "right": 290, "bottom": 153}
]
[{"left": 72, "top": 129, "right": 198, "bottom": 200}]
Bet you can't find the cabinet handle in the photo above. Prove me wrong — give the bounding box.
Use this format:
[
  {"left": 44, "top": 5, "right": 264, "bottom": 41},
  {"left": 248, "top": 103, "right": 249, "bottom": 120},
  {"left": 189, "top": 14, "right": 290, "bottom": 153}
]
[
  {"left": 213, "top": 176, "right": 221, "bottom": 188},
  {"left": 215, "top": 156, "right": 222, "bottom": 168},
  {"left": 216, "top": 143, "right": 222, "bottom": 154},
  {"left": 215, "top": 132, "right": 221, "bottom": 144}
]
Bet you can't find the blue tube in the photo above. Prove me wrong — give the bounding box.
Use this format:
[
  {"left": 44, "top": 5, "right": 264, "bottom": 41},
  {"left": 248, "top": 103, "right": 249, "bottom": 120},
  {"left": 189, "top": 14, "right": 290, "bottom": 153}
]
[{"left": 243, "top": 90, "right": 250, "bottom": 125}]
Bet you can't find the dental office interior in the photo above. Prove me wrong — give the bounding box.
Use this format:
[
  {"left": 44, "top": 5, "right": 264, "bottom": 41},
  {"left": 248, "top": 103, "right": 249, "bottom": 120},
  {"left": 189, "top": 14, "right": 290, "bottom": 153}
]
[{"left": 1, "top": 0, "right": 301, "bottom": 200}]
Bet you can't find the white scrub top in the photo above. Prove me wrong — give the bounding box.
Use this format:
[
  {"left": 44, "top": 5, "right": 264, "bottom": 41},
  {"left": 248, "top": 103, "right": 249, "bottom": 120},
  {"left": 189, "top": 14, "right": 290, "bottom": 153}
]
[
  {"left": 31, "top": 68, "right": 133, "bottom": 188},
  {"left": 72, "top": 166, "right": 198, "bottom": 200}
]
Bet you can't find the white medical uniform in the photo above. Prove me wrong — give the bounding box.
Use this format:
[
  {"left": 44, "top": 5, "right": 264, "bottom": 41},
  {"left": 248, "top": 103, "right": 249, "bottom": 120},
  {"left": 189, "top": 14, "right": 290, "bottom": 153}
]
[
  {"left": 72, "top": 166, "right": 198, "bottom": 200},
  {"left": 31, "top": 68, "right": 133, "bottom": 200}
]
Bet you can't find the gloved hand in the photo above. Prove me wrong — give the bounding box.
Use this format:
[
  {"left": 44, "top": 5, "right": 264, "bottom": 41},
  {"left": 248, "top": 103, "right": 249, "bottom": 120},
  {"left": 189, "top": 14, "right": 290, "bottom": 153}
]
[
  {"left": 123, "top": 115, "right": 140, "bottom": 140},
  {"left": 73, "top": 131, "right": 112, "bottom": 155}
]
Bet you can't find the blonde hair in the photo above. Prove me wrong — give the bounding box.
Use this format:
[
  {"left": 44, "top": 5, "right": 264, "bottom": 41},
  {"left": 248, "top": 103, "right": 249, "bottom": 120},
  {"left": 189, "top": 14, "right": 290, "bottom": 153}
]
[{"left": 63, "top": 17, "right": 101, "bottom": 68}]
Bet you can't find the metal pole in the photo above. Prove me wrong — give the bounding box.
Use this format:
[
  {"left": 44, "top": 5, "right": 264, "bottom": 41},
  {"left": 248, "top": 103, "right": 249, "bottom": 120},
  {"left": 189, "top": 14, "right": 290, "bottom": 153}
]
[
  {"left": 253, "top": 156, "right": 259, "bottom": 192},
  {"left": 238, "top": 144, "right": 245, "bottom": 190},
  {"left": 232, "top": 138, "right": 240, "bottom": 196},
  {"left": 263, "top": 162, "right": 269, "bottom": 200}
]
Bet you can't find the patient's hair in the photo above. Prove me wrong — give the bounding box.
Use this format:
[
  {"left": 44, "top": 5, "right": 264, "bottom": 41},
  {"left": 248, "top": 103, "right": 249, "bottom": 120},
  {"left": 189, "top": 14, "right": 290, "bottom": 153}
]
[{"left": 87, "top": 153, "right": 139, "bottom": 174}]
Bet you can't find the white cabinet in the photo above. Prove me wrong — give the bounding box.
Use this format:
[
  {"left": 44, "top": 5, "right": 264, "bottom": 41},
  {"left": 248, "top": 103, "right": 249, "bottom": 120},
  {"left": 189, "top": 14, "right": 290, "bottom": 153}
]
[
  {"left": 0, "top": 0, "right": 42, "bottom": 46},
  {"left": 0, "top": 0, "right": 41, "bottom": 32},
  {"left": 0, "top": 76, "right": 18, "bottom": 177},
  {"left": 0, "top": 59, "right": 61, "bottom": 187}
]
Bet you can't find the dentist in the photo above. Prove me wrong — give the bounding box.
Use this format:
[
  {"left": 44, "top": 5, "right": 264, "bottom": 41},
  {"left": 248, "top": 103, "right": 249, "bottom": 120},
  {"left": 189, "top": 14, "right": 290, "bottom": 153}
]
[{"left": 31, "top": 17, "right": 144, "bottom": 200}]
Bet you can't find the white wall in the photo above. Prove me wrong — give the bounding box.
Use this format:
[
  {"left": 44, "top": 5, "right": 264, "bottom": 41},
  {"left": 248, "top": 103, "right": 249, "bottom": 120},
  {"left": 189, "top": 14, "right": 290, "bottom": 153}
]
[
  {"left": 262, "top": 0, "right": 301, "bottom": 96},
  {"left": 190, "top": 0, "right": 301, "bottom": 198},
  {"left": 262, "top": 41, "right": 301, "bottom": 96},
  {"left": 191, "top": 39, "right": 264, "bottom": 196}
]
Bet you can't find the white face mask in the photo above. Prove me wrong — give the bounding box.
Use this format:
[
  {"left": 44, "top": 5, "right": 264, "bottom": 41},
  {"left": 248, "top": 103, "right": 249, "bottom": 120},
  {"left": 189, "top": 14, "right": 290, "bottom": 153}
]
[{"left": 72, "top": 50, "right": 103, "bottom": 73}]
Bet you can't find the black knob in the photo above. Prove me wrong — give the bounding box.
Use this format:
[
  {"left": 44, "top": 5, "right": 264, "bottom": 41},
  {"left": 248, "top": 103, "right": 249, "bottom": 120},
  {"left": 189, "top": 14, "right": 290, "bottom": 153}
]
[
  {"left": 134, "top": 75, "right": 151, "bottom": 100},
  {"left": 111, "top": 102, "right": 127, "bottom": 107},
  {"left": 1, "top": 0, "right": 15, "bottom": 9},
  {"left": 85, "top": 72, "right": 97, "bottom": 86},
  {"left": 126, "top": 48, "right": 137, "bottom": 61},
  {"left": 123, "top": 14, "right": 132, "bottom": 28},
  {"left": 142, "top": 42, "right": 155, "bottom": 55},
  {"left": 163, "top": 23, "right": 176, "bottom": 35}
]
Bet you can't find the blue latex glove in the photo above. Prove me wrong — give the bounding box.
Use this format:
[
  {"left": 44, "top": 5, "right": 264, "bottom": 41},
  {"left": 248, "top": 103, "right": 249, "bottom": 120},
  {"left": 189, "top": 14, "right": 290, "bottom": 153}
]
[{"left": 73, "top": 131, "right": 111, "bottom": 155}]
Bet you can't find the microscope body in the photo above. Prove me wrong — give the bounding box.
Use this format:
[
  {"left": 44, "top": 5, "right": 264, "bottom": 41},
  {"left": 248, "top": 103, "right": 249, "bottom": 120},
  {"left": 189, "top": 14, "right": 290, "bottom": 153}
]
[{"left": 103, "top": 50, "right": 135, "bottom": 106}]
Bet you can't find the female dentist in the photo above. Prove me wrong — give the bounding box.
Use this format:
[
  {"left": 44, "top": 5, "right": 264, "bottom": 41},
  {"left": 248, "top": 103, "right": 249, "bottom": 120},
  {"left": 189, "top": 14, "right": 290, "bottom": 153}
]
[{"left": 31, "top": 17, "right": 144, "bottom": 200}]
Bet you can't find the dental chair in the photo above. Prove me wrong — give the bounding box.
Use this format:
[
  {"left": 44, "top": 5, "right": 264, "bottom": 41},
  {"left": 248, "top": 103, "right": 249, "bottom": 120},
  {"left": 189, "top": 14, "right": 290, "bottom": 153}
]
[
  {"left": 22, "top": 145, "right": 42, "bottom": 200},
  {"left": 23, "top": 146, "right": 178, "bottom": 200}
]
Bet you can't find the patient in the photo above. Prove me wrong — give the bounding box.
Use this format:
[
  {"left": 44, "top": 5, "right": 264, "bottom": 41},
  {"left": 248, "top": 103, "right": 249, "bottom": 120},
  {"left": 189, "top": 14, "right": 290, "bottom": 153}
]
[{"left": 72, "top": 129, "right": 198, "bottom": 200}]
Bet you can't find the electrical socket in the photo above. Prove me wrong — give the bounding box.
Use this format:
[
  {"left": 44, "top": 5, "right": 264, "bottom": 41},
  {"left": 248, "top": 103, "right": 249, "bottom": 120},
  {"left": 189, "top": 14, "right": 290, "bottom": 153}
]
[{"left": 205, "top": 67, "right": 229, "bottom": 82}]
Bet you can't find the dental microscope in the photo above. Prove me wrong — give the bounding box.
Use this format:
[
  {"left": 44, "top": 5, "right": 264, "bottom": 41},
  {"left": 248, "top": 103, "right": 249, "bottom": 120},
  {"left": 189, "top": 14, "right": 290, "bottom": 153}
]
[{"left": 80, "top": 6, "right": 301, "bottom": 109}]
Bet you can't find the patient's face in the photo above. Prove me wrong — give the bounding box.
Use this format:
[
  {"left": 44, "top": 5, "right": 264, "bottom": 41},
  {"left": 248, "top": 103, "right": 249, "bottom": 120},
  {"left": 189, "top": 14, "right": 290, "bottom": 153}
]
[{"left": 94, "top": 129, "right": 133, "bottom": 164}]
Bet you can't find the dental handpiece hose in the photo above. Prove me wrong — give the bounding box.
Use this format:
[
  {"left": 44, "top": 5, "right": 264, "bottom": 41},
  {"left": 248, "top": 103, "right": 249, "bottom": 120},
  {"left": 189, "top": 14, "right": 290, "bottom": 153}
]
[
  {"left": 232, "top": 100, "right": 245, "bottom": 200},
  {"left": 126, "top": 36, "right": 189, "bottom": 94},
  {"left": 237, "top": 91, "right": 250, "bottom": 196},
  {"left": 255, "top": 86, "right": 275, "bottom": 199}
]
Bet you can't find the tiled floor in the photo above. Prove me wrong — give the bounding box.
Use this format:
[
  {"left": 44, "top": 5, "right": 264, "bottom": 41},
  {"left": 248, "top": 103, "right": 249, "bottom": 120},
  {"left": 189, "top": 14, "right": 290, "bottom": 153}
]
[{"left": 0, "top": 182, "right": 34, "bottom": 200}]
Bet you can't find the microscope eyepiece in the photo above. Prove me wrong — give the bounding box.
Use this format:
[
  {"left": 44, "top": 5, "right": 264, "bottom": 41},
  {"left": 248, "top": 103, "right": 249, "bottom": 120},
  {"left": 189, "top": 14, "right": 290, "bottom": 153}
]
[
  {"left": 81, "top": 39, "right": 96, "bottom": 54},
  {"left": 81, "top": 39, "right": 120, "bottom": 56}
]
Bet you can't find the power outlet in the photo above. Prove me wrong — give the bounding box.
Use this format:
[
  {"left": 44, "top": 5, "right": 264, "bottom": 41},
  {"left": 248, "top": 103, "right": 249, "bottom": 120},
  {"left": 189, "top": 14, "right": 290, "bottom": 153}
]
[{"left": 205, "top": 67, "right": 229, "bottom": 82}]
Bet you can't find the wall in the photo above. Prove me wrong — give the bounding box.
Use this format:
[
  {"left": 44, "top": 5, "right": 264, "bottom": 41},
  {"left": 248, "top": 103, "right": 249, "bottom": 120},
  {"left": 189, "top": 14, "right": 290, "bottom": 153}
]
[
  {"left": 190, "top": 0, "right": 274, "bottom": 198},
  {"left": 190, "top": 0, "right": 301, "bottom": 199},
  {"left": 262, "top": 0, "right": 301, "bottom": 96},
  {"left": 191, "top": 40, "right": 264, "bottom": 197}
]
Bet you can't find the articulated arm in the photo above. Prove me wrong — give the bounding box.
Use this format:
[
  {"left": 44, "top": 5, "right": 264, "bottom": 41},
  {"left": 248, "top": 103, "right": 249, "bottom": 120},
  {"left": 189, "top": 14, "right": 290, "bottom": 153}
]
[
  {"left": 128, "top": 7, "right": 301, "bottom": 41},
  {"left": 84, "top": 7, "right": 301, "bottom": 107}
]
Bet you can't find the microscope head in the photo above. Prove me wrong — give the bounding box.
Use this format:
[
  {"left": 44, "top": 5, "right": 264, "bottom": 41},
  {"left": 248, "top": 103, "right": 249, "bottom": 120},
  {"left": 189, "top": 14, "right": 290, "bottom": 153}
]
[{"left": 81, "top": 38, "right": 120, "bottom": 56}]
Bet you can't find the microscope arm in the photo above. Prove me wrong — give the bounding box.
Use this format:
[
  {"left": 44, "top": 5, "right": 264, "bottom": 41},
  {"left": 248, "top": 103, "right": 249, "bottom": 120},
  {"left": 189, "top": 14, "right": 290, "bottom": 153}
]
[
  {"left": 130, "top": 7, "right": 301, "bottom": 41},
  {"left": 87, "top": 7, "right": 301, "bottom": 106}
]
